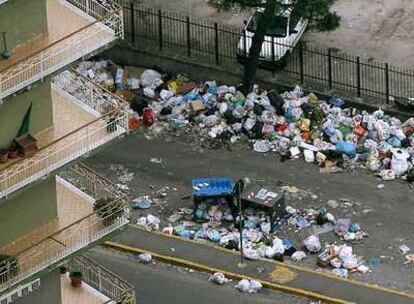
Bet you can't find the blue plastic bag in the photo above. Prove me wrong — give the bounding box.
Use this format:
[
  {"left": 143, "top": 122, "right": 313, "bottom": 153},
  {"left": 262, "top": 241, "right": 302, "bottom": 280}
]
[
  {"left": 336, "top": 141, "right": 356, "bottom": 157},
  {"left": 328, "top": 96, "right": 345, "bottom": 108},
  {"left": 183, "top": 90, "right": 199, "bottom": 102}
]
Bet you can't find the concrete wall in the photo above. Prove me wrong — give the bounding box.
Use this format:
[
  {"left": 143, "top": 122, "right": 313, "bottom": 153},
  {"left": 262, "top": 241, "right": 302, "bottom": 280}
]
[
  {"left": 0, "top": 77, "right": 53, "bottom": 148},
  {"left": 0, "top": 0, "right": 48, "bottom": 50},
  {"left": 0, "top": 176, "right": 58, "bottom": 247},
  {"left": 15, "top": 269, "right": 62, "bottom": 304}
]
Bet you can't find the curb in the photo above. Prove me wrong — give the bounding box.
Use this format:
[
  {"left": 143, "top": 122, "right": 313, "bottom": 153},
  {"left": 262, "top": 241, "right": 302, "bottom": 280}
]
[
  {"left": 104, "top": 241, "right": 349, "bottom": 304},
  {"left": 125, "top": 225, "right": 414, "bottom": 300}
]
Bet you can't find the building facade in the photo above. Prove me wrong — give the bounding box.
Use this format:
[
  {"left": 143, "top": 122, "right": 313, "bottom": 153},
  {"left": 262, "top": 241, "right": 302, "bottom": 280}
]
[{"left": 0, "top": 0, "right": 135, "bottom": 303}]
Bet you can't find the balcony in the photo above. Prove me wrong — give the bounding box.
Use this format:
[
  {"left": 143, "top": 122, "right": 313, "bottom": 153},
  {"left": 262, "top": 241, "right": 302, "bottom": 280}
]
[
  {"left": 0, "top": 163, "right": 130, "bottom": 294},
  {"left": 0, "top": 0, "right": 123, "bottom": 100},
  {"left": 0, "top": 69, "right": 129, "bottom": 200},
  {"left": 64, "top": 255, "right": 136, "bottom": 304}
]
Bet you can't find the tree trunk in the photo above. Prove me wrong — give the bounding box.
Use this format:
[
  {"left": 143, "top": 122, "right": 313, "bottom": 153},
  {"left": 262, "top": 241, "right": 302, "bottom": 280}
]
[{"left": 241, "top": 1, "right": 277, "bottom": 94}]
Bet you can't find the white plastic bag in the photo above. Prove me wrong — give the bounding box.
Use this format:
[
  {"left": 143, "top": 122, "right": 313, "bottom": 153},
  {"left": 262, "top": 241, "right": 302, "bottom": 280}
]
[
  {"left": 236, "top": 279, "right": 250, "bottom": 292},
  {"left": 291, "top": 251, "right": 306, "bottom": 262},
  {"left": 248, "top": 280, "right": 263, "bottom": 293},
  {"left": 137, "top": 253, "right": 152, "bottom": 263},
  {"left": 209, "top": 272, "right": 229, "bottom": 285},
  {"left": 391, "top": 148, "right": 410, "bottom": 176},
  {"left": 303, "top": 235, "right": 321, "bottom": 253}
]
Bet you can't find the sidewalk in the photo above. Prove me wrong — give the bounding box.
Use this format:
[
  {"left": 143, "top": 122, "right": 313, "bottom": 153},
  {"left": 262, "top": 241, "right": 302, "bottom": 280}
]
[{"left": 107, "top": 226, "right": 414, "bottom": 304}]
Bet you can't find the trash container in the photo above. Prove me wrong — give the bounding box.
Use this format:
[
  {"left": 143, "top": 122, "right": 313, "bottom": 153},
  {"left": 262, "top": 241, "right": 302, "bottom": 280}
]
[
  {"left": 241, "top": 185, "right": 286, "bottom": 229},
  {"left": 192, "top": 178, "right": 235, "bottom": 222}
]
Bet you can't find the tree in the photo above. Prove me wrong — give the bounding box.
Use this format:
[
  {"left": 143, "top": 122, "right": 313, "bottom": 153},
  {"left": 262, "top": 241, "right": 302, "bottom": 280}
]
[{"left": 212, "top": 0, "right": 340, "bottom": 93}]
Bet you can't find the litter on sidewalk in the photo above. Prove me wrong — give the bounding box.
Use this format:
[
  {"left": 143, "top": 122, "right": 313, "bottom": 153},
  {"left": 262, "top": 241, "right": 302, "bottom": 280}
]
[{"left": 76, "top": 60, "right": 414, "bottom": 185}]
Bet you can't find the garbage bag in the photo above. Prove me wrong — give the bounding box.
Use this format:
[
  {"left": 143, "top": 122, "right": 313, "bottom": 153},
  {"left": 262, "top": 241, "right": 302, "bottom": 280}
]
[
  {"left": 335, "top": 141, "right": 356, "bottom": 157},
  {"left": 272, "top": 237, "right": 285, "bottom": 255},
  {"left": 137, "top": 253, "right": 152, "bottom": 263},
  {"left": 267, "top": 90, "right": 285, "bottom": 115},
  {"left": 140, "top": 69, "right": 163, "bottom": 89},
  {"left": 391, "top": 148, "right": 410, "bottom": 175},
  {"left": 303, "top": 235, "right": 321, "bottom": 253},
  {"left": 248, "top": 280, "right": 263, "bottom": 293},
  {"left": 236, "top": 279, "right": 250, "bottom": 292},
  {"left": 209, "top": 272, "right": 228, "bottom": 285},
  {"left": 291, "top": 251, "right": 306, "bottom": 262},
  {"left": 328, "top": 96, "right": 345, "bottom": 108},
  {"left": 207, "top": 230, "right": 221, "bottom": 242}
]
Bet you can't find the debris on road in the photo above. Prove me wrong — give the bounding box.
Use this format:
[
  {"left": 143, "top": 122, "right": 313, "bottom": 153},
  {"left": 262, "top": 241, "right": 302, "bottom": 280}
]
[
  {"left": 137, "top": 253, "right": 153, "bottom": 263},
  {"left": 236, "top": 279, "right": 263, "bottom": 293},
  {"left": 209, "top": 272, "right": 230, "bottom": 285}
]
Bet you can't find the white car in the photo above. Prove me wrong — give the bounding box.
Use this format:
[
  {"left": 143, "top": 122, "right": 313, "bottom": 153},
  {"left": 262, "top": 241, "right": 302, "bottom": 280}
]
[{"left": 237, "top": 7, "right": 308, "bottom": 64}]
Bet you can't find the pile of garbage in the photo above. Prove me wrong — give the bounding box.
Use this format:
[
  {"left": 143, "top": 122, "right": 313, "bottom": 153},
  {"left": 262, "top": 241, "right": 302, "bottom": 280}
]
[
  {"left": 76, "top": 60, "right": 414, "bottom": 183},
  {"left": 137, "top": 200, "right": 369, "bottom": 277}
]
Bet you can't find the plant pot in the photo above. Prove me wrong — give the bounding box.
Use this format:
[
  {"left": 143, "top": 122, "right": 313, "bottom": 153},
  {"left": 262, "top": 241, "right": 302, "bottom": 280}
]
[
  {"left": 7, "top": 149, "right": 18, "bottom": 159},
  {"left": 69, "top": 271, "right": 83, "bottom": 288},
  {"left": 0, "top": 151, "right": 8, "bottom": 163}
]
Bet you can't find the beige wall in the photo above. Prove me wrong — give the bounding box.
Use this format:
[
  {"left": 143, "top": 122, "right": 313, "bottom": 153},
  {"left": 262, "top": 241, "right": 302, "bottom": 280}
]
[
  {"left": 0, "top": 77, "right": 53, "bottom": 148},
  {"left": 0, "top": 0, "right": 48, "bottom": 50},
  {"left": 0, "top": 176, "right": 58, "bottom": 247}
]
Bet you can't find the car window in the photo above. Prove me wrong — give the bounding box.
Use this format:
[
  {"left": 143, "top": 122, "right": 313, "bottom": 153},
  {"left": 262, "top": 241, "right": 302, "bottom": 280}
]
[
  {"left": 289, "top": 9, "right": 301, "bottom": 33},
  {"left": 247, "top": 12, "right": 288, "bottom": 37}
]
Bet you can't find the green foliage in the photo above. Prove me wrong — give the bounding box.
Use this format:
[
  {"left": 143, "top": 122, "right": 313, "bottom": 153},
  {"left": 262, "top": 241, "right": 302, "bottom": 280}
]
[{"left": 212, "top": 0, "right": 340, "bottom": 32}]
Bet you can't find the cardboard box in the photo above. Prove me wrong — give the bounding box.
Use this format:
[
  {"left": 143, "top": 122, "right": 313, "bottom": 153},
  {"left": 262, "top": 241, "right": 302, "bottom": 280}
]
[{"left": 189, "top": 100, "right": 206, "bottom": 113}]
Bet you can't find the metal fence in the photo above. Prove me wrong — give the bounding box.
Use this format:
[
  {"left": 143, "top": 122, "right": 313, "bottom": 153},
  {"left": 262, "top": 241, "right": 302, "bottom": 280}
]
[{"left": 114, "top": 1, "right": 414, "bottom": 105}]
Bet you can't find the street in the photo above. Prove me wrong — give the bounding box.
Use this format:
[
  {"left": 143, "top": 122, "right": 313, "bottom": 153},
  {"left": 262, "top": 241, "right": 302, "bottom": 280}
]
[
  {"left": 87, "top": 247, "right": 307, "bottom": 304},
  {"left": 85, "top": 132, "right": 414, "bottom": 293}
]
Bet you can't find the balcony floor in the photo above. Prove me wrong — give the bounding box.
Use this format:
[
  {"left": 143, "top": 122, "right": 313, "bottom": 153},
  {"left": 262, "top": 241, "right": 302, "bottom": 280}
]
[
  {"left": 61, "top": 272, "right": 110, "bottom": 304},
  {"left": 0, "top": 176, "right": 94, "bottom": 257},
  {"left": 0, "top": 84, "right": 97, "bottom": 172},
  {"left": 0, "top": 0, "right": 94, "bottom": 72}
]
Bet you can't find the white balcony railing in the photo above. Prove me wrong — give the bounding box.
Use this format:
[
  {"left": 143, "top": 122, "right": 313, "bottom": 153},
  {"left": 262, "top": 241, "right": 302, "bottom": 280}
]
[
  {"left": 0, "top": 70, "right": 129, "bottom": 200},
  {"left": 67, "top": 255, "right": 136, "bottom": 304},
  {"left": 0, "top": 0, "right": 123, "bottom": 100},
  {"left": 0, "top": 163, "right": 130, "bottom": 294}
]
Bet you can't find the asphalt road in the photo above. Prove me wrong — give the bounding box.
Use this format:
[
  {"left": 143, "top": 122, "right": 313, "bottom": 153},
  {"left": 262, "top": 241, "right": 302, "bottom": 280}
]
[
  {"left": 87, "top": 247, "right": 307, "bottom": 304},
  {"left": 85, "top": 133, "right": 414, "bottom": 292}
]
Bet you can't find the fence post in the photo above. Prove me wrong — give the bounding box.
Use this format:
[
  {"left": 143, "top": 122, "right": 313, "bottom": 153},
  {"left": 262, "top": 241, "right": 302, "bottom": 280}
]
[
  {"left": 385, "top": 63, "right": 390, "bottom": 103},
  {"left": 299, "top": 41, "right": 304, "bottom": 84},
  {"left": 243, "top": 29, "right": 247, "bottom": 58},
  {"left": 214, "top": 23, "right": 219, "bottom": 65},
  {"left": 328, "top": 49, "right": 332, "bottom": 90},
  {"left": 130, "top": 2, "right": 135, "bottom": 46},
  {"left": 186, "top": 16, "right": 191, "bottom": 57},
  {"left": 356, "top": 57, "right": 361, "bottom": 97},
  {"left": 271, "top": 36, "right": 275, "bottom": 77},
  {"left": 158, "top": 9, "right": 163, "bottom": 51}
]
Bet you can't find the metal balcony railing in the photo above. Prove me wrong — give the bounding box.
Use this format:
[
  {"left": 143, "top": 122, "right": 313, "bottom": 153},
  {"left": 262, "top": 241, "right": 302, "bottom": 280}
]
[
  {"left": 67, "top": 255, "right": 136, "bottom": 304},
  {"left": 0, "top": 69, "right": 129, "bottom": 200},
  {"left": 0, "top": 163, "right": 130, "bottom": 294},
  {"left": 0, "top": 0, "right": 124, "bottom": 100}
]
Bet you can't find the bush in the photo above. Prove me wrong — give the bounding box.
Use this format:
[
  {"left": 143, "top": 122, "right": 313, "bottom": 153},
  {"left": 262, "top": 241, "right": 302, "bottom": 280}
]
[{"left": 94, "top": 198, "right": 125, "bottom": 225}]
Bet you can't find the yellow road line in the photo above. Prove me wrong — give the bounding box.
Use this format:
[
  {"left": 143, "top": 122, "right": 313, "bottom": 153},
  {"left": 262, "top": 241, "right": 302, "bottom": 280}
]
[
  {"left": 128, "top": 224, "right": 414, "bottom": 299},
  {"left": 104, "top": 241, "right": 348, "bottom": 304}
]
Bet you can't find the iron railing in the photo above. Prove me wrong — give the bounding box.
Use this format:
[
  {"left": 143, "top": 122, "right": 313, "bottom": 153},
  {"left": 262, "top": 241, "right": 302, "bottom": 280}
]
[
  {"left": 67, "top": 255, "right": 136, "bottom": 304},
  {"left": 116, "top": 1, "right": 414, "bottom": 106},
  {"left": 0, "top": 0, "right": 123, "bottom": 100},
  {"left": 0, "top": 163, "right": 130, "bottom": 293},
  {"left": 0, "top": 69, "right": 129, "bottom": 200}
]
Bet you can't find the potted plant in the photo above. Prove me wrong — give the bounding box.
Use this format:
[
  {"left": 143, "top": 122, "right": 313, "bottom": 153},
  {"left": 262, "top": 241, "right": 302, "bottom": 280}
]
[
  {"left": 69, "top": 271, "right": 83, "bottom": 287},
  {"left": 7, "top": 143, "right": 19, "bottom": 159},
  {"left": 0, "top": 254, "right": 19, "bottom": 283},
  {"left": 94, "top": 198, "right": 124, "bottom": 226},
  {"left": 59, "top": 266, "right": 67, "bottom": 274},
  {"left": 0, "top": 149, "right": 8, "bottom": 163}
]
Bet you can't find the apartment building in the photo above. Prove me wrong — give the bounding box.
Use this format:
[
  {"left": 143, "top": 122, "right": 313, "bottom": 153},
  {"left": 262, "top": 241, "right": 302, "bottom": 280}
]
[{"left": 0, "top": 0, "right": 135, "bottom": 303}]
